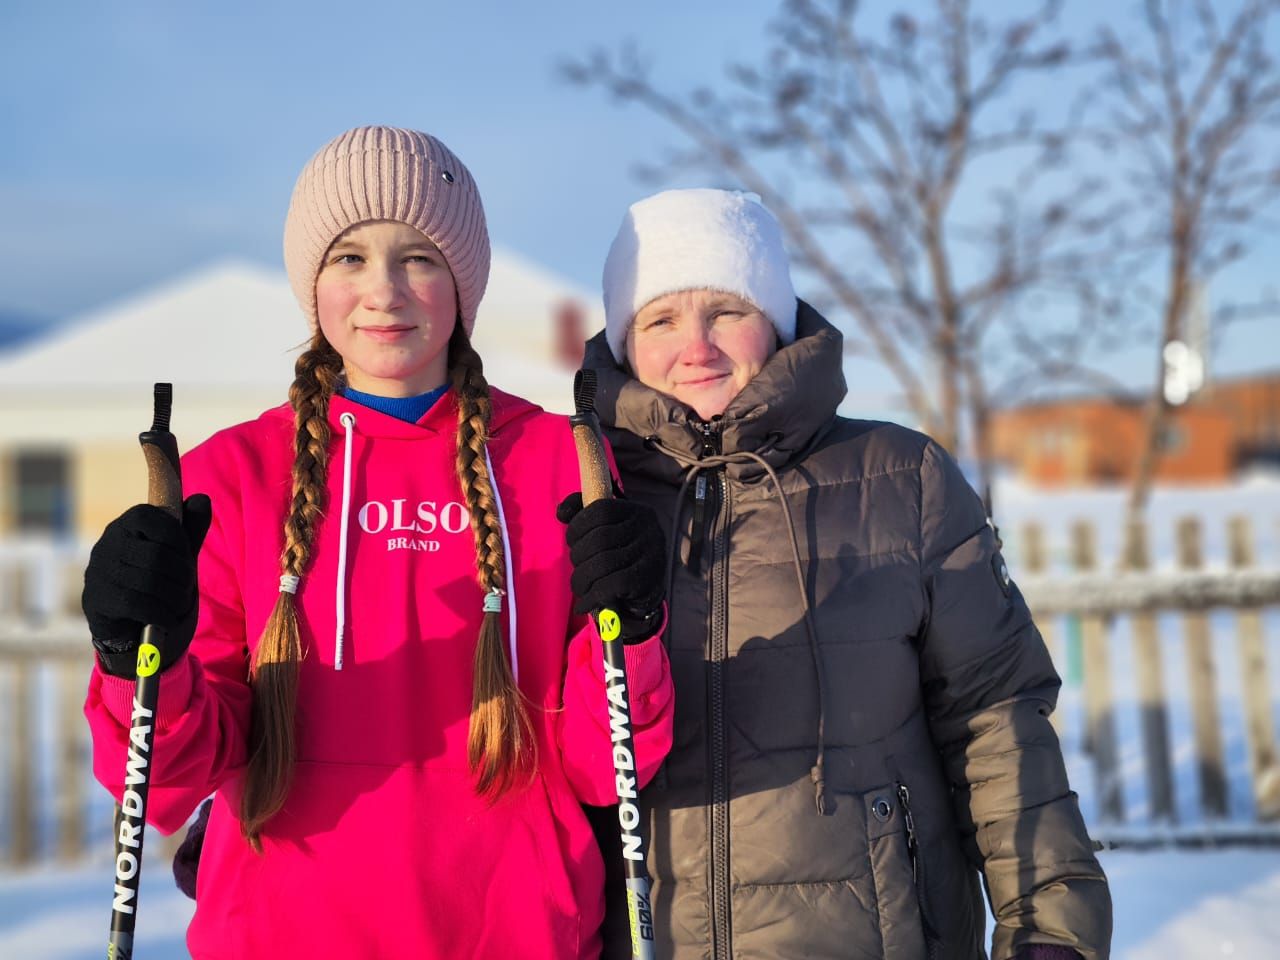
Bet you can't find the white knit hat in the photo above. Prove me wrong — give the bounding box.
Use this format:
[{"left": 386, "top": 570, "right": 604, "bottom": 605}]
[{"left": 601, "top": 188, "right": 797, "bottom": 363}]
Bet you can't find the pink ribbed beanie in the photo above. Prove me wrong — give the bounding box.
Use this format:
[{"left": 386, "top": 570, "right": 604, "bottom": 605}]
[{"left": 283, "top": 126, "right": 490, "bottom": 331}]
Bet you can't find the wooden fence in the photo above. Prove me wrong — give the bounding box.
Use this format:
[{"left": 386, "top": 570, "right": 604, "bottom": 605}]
[
  {"left": 0, "top": 541, "right": 106, "bottom": 867},
  {"left": 1, "top": 513, "right": 1278, "bottom": 866},
  {"left": 1016, "top": 514, "right": 1280, "bottom": 846}
]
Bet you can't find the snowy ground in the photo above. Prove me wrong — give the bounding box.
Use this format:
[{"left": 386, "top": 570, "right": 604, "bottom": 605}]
[
  {"left": 1, "top": 478, "right": 1277, "bottom": 957},
  {"left": 0, "top": 846, "right": 1277, "bottom": 958}
]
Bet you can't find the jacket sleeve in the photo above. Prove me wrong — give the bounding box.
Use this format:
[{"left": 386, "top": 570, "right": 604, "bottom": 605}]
[
  {"left": 556, "top": 610, "right": 675, "bottom": 807},
  {"left": 916, "top": 440, "right": 1112, "bottom": 960},
  {"left": 84, "top": 443, "right": 254, "bottom": 835}
]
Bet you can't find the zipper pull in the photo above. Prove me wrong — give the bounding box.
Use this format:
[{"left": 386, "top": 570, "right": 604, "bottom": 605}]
[
  {"left": 685, "top": 418, "right": 722, "bottom": 575},
  {"left": 688, "top": 474, "right": 708, "bottom": 575},
  {"left": 897, "top": 784, "right": 919, "bottom": 879},
  {"left": 697, "top": 417, "right": 722, "bottom": 457}
]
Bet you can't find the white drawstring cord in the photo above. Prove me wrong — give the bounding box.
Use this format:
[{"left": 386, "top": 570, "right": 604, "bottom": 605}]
[
  {"left": 334, "top": 411, "right": 357, "bottom": 670},
  {"left": 483, "top": 447, "right": 518, "bottom": 684}
]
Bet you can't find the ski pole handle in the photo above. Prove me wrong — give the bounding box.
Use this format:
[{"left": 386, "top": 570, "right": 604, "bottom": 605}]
[
  {"left": 108, "top": 383, "right": 182, "bottom": 960},
  {"left": 569, "top": 371, "right": 656, "bottom": 960},
  {"left": 139, "top": 385, "right": 182, "bottom": 519},
  {"left": 570, "top": 418, "right": 611, "bottom": 509}
]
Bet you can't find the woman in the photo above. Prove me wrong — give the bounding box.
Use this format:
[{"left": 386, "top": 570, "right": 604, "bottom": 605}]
[
  {"left": 579, "top": 188, "right": 1111, "bottom": 960},
  {"left": 80, "top": 126, "right": 673, "bottom": 958}
]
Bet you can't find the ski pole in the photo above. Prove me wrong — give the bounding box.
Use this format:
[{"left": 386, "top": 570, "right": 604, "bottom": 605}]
[
  {"left": 569, "top": 369, "right": 656, "bottom": 960},
  {"left": 108, "top": 383, "right": 183, "bottom": 960}
]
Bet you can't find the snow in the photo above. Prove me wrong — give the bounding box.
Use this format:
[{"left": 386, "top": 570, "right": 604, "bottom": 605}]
[
  {"left": 0, "top": 251, "right": 601, "bottom": 444},
  {"left": 0, "top": 849, "right": 1277, "bottom": 958},
  {"left": 1104, "top": 850, "right": 1280, "bottom": 959},
  {"left": 992, "top": 474, "right": 1280, "bottom": 573},
  {"left": 0, "top": 251, "right": 600, "bottom": 393},
  {"left": 0, "top": 854, "right": 194, "bottom": 959}
]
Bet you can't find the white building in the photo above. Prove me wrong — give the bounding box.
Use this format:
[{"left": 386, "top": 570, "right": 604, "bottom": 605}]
[{"left": 0, "top": 251, "right": 601, "bottom": 543}]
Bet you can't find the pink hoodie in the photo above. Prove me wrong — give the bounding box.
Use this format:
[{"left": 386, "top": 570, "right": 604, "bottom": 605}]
[{"left": 85, "top": 389, "right": 674, "bottom": 959}]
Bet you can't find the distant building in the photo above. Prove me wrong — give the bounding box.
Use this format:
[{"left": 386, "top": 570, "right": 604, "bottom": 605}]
[
  {"left": 1209, "top": 373, "right": 1280, "bottom": 469},
  {"left": 0, "top": 254, "right": 601, "bottom": 541},
  {"left": 990, "top": 371, "right": 1280, "bottom": 486}
]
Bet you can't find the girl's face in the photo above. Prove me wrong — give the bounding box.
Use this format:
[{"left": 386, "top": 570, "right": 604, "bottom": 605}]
[
  {"left": 626, "top": 289, "right": 777, "bottom": 420},
  {"left": 315, "top": 220, "right": 458, "bottom": 397}
]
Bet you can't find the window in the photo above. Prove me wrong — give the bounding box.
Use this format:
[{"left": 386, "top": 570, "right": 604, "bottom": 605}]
[
  {"left": 1157, "top": 424, "right": 1186, "bottom": 453},
  {"left": 13, "top": 451, "right": 73, "bottom": 534}
]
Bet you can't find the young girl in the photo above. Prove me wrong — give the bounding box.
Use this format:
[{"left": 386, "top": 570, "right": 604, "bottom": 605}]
[{"left": 80, "top": 126, "right": 673, "bottom": 958}]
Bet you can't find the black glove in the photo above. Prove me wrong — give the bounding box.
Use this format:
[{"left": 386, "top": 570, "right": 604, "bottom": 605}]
[
  {"left": 557, "top": 492, "right": 666, "bottom": 642},
  {"left": 1016, "top": 947, "right": 1082, "bottom": 960},
  {"left": 82, "top": 494, "right": 213, "bottom": 678}
]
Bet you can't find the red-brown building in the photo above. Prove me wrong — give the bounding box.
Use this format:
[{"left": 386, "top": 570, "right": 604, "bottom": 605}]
[
  {"left": 1210, "top": 374, "right": 1280, "bottom": 467},
  {"left": 991, "top": 372, "right": 1280, "bottom": 486}
]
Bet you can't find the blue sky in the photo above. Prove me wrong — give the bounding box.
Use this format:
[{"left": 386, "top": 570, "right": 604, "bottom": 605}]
[
  {"left": 0, "top": 1, "right": 765, "bottom": 316},
  {"left": 2, "top": 0, "right": 1276, "bottom": 407}
]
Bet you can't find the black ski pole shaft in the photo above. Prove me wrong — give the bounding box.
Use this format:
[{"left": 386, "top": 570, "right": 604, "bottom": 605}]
[
  {"left": 108, "top": 383, "right": 182, "bottom": 960},
  {"left": 569, "top": 370, "right": 656, "bottom": 960}
]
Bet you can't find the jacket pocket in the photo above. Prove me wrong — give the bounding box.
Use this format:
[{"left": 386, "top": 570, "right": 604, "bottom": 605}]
[
  {"left": 864, "top": 784, "right": 930, "bottom": 960},
  {"left": 897, "top": 782, "right": 943, "bottom": 956}
]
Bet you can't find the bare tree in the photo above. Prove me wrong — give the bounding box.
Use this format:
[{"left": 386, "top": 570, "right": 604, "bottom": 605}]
[
  {"left": 1091, "top": 0, "right": 1280, "bottom": 524},
  {"left": 563, "top": 0, "right": 1124, "bottom": 508}
]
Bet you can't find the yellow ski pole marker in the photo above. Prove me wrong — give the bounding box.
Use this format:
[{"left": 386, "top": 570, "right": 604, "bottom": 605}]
[
  {"left": 136, "top": 642, "right": 162, "bottom": 678},
  {"left": 598, "top": 608, "right": 622, "bottom": 642}
]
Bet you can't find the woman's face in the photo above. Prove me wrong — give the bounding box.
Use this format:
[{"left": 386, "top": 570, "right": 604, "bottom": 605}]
[
  {"left": 315, "top": 220, "right": 457, "bottom": 397},
  {"left": 626, "top": 289, "right": 777, "bottom": 420}
]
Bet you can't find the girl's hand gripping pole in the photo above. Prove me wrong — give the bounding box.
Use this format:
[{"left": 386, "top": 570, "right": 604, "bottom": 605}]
[{"left": 108, "top": 383, "right": 183, "bottom": 960}]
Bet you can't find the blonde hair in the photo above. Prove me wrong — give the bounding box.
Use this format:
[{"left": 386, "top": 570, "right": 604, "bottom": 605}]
[{"left": 239, "top": 325, "right": 532, "bottom": 850}]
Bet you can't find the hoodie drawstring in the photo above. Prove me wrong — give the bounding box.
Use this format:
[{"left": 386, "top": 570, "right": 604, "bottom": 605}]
[
  {"left": 334, "top": 411, "right": 357, "bottom": 670},
  {"left": 326, "top": 415, "right": 518, "bottom": 683},
  {"left": 652, "top": 438, "right": 831, "bottom": 815},
  {"left": 484, "top": 447, "right": 519, "bottom": 684}
]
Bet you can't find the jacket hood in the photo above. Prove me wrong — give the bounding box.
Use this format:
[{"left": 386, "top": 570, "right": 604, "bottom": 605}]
[{"left": 582, "top": 300, "right": 847, "bottom": 483}]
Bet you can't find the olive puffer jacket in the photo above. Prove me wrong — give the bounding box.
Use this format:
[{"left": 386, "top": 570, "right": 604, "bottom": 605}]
[{"left": 583, "top": 303, "right": 1111, "bottom": 960}]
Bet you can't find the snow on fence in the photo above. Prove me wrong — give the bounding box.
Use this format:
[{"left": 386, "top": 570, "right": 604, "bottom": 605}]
[
  {"left": 1015, "top": 515, "right": 1280, "bottom": 847},
  {"left": 0, "top": 512, "right": 1278, "bottom": 867},
  {"left": 0, "top": 540, "right": 98, "bottom": 867}
]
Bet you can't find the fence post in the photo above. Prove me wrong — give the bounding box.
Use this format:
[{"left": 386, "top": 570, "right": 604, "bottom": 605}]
[
  {"left": 1228, "top": 516, "right": 1280, "bottom": 820},
  {"left": 6, "top": 659, "right": 36, "bottom": 865},
  {"left": 1177, "top": 516, "right": 1228, "bottom": 818},
  {"left": 62, "top": 556, "right": 86, "bottom": 619},
  {"left": 57, "top": 659, "right": 87, "bottom": 860},
  {"left": 1123, "top": 518, "right": 1176, "bottom": 823},
  {"left": 10, "top": 560, "right": 34, "bottom": 620},
  {"left": 1073, "top": 520, "right": 1124, "bottom": 822}
]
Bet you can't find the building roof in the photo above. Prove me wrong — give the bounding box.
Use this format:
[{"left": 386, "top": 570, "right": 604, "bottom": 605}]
[
  {"left": 0, "top": 252, "right": 602, "bottom": 445},
  {"left": 0, "top": 251, "right": 600, "bottom": 392}
]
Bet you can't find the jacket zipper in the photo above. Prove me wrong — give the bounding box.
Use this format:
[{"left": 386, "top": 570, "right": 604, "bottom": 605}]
[
  {"left": 695, "top": 418, "right": 733, "bottom": 960},
  {"left": 897, "top": 783, "right": 939, "bottom": 953},
  {"left": 687, "top": 418, "right": 720, "bottom": 575},
  {"left": 688, "top": 475, "right": 709, "bottom": 574}
]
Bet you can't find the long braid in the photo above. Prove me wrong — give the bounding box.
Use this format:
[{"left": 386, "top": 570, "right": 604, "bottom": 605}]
[
  {"left": 450, "top": 325, "right": 534, "bottom": 796},
  {"left": 241, "top": 332, "right": 343, "bottom": 849}
]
